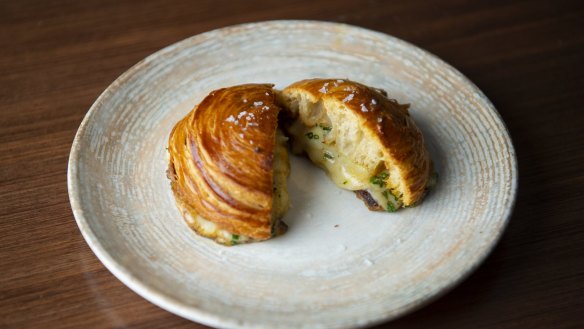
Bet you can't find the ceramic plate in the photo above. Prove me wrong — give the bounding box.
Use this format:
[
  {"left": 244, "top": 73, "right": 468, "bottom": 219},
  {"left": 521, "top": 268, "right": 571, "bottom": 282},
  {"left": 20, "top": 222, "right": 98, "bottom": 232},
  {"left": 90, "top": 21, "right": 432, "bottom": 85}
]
[{"left": 68, "top": 21, "right": 517, "bottom": 329}]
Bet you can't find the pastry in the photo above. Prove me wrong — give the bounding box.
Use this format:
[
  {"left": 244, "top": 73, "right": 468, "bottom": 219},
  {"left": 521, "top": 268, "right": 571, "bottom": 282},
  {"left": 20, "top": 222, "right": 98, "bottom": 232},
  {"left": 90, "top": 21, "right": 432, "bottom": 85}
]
[
  {"left": 278, "top": 78, "right": 433, "bottom": 211},
  {"left": 168, "top": 79, "right": 434, "bottom": 246},
  {"left": 167, "top": 84, "right": 290, "bottom": 245}
]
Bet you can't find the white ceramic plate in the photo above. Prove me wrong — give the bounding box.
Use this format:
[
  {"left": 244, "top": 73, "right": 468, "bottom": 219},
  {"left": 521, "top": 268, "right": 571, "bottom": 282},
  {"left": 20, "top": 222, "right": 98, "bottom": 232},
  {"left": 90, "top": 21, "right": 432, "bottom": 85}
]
[{"left": 68, "top": 21, "right": 517, "bottom": 329}]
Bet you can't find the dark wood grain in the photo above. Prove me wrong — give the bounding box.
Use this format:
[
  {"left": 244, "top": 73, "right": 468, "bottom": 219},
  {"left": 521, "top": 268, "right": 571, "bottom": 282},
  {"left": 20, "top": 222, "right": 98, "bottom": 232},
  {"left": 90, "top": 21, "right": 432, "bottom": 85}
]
[{"left": 1, "top": 0, "right": 583, "bottom": 328}]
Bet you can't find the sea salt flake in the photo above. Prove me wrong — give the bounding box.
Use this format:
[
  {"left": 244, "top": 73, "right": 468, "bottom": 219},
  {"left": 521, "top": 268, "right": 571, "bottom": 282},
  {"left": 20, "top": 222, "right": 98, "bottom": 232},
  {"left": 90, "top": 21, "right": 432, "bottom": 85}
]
[
  {"left": 360, "top": 103, "right": 369, "bottom": 112},
  {"left": 225, "top": 115, "right": 236, "bottom": 122},
  {"left": 237, "top": 111, "right": 247, "bottom": 119},
  {"left": 318, "top": 82, "right": 329, "bottom": 94},
  {"left": 250, "top": 140, "right": 254, "bottom": 145},
  {"left": 254, "top": 101, "right": 263, "bottom": 106},
  {"left": 342, "top": 94, "right": 354, "bottom": 103},
  {"left": 243, "top": 98, "right": 248, "bottom": 103},
  {"left": 265, "top": 92, "right": 269, "bottom": 96},
  {"left": 377, "top": 117, "right": 383, "bottom": 123},
  {"left": 371, "top": 99, "right": 377, "bottom": 105},
  {"left": 239, "top": 133, "right": 244, "bottom": 138},
  {"left": 337, "top": 79, "right": 344, "bottom": 83}
]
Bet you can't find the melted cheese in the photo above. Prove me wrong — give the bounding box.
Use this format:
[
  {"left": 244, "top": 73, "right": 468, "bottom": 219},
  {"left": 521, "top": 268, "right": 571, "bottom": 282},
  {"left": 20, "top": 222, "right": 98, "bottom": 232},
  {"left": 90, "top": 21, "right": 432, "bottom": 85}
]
[
  {"left": 289, "top": 121, "right": 369, "bottom": 189},
  {"left": 289, "top": 119, "right": 403, "bottom": 211},
  {"left": 182, "top": 209, "right": 251, "bottom": 245}
]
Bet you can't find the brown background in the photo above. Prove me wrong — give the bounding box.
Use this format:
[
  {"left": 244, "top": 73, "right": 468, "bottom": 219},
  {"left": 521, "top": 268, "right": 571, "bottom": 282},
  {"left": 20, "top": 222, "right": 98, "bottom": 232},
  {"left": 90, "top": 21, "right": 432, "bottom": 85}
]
[{"left": 1, "top": 0, "right": 583, "bottom": 328}]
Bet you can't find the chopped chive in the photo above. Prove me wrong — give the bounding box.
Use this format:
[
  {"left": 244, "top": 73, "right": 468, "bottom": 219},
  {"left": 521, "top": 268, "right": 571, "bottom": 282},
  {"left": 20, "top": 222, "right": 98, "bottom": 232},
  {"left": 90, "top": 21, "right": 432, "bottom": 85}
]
[
  {"left": 370, "top": 176, "right": 384, "bottom": 187},
  {"left": 343, "top": 180, "right": 348, "bottom": 185},
  {"left": 319, "top": 124, "right": 332, "bottom": 132},
  {"left": 231, "top": 234, "right": 240, "bottom": 245},
  {"left": 386, "top": 202, "right": 396, "bottom": 212},
  {"left": 324, "top": 152, "right": 334, "bottom": 160},
  {"left": 382, "top": 189, "right": 403, "bottom": 206},
  {"left": 305, "top": 132, "right": 320, "bottom": 140},
  {"left": 370, "top": 171, "right": 389, "bottom": 187}
]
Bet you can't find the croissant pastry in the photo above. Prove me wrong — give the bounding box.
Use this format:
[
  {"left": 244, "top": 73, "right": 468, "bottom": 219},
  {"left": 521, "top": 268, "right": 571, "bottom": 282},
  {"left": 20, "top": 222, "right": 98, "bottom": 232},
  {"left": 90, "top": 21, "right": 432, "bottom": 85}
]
[
  {"left": 167, "top": 84, "right": 290, "bottom": 245},
  {"left": 168, "top": 79, "right": 434, "bottom": 245},
  {"left": 278, "top": 78, "right": 433, "bottom": 211}
]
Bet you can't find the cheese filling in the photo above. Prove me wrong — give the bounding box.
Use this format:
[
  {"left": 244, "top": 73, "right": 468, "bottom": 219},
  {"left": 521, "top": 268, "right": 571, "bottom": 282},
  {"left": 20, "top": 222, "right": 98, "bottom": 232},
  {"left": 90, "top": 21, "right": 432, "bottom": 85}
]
[
  {"left": 181, "top": 210, "right": 252, "bottom": 245},
  {"left": 288, "top": 119, "right": 402, "bottom": 211}
]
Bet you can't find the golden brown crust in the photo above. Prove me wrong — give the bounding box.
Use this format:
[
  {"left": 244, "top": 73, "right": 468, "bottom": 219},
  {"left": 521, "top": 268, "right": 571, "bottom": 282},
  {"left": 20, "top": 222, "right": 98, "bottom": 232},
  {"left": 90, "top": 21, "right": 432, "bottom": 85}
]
[
  {"left": 281, "top": 78, "right": 432, "bottom": 205},
  {"left": 168, "top": 84, "right": 282, "bottom": 240}
]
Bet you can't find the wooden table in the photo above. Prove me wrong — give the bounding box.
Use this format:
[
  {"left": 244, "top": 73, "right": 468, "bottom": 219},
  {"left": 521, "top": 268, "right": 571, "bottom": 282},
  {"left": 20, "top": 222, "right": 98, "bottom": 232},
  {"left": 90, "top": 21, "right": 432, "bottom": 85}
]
[{"left": 2, "top": 1, "right": 583, "bottom": 328}]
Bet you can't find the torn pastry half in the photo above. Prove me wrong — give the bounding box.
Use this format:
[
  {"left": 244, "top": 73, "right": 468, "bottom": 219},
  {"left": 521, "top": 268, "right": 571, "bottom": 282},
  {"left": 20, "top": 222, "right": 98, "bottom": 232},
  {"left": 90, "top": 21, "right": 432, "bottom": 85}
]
[
  {"left": 167, "top": 84, "right": 290, "bottom": 245},
  {"left": 278, "top": 78, "right": 433, "bottom": 212}
]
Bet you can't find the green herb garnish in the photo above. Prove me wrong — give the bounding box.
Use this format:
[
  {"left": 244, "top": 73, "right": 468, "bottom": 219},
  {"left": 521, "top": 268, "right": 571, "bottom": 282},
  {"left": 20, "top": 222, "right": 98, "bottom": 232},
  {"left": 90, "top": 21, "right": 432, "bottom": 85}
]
[
  {"left": 343, "top": 180, "right": 348, "bottom": 185},
  {"left": 370, "top": 177, "right": 383, "bottom": 186},
  {"left": 305, "top": 132, "right": 314, "bottom": 139},
  {"left": 305, "top": 132, "right": 319, "bottom": 140},
  {"left": 231, "top": 234, "right": 240, "bottom": 245},
  {"left": 370, "top": 171, "right": 389, "bottom": 187},
  {"left": 324, "top": 152, "right": 334, "bottom": 160},
  {"left": 386, "top": 202, "right": 396, "bottom": 212},
  {"left": 319, "top": 124, "right": 332, "bottom": 132},
  {"left": 383, "top": 189, "right": 402, "bottom": 202}
]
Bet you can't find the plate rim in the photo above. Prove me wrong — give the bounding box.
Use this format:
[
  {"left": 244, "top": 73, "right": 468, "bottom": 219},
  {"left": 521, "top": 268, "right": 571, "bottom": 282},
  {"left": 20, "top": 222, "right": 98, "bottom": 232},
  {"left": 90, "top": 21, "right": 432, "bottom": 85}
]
[{"left": 67, "top": 19, "right": 518, "bottom": 329}]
